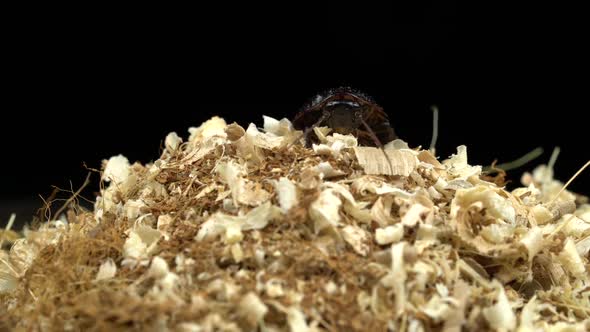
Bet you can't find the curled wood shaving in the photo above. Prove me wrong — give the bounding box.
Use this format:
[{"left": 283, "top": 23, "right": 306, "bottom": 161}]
[{"left": 1, "top": 115, "right": 587, "bottom": 332}]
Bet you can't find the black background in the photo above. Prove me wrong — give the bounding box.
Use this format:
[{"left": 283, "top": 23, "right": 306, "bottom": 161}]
[{"left": 1, "top": 2, "right": 588, "bottom": 227}]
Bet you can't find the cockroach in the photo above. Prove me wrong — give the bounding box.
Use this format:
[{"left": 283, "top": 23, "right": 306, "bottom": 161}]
[{"left": 292, "top": 87, "right": 397, "bottom": 147}]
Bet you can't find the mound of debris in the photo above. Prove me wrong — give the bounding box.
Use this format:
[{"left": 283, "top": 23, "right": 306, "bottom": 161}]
[{"left": 1, "top": 116, "right": 589, "bottom": 331}]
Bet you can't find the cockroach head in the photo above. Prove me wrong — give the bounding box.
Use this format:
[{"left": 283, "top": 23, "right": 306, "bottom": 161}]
[{"left": 304, "top": 87, "right": 374, "bottom": 110}]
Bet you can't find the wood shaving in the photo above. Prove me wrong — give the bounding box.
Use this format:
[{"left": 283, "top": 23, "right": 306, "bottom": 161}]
[{"left": 1, "top": 115, "right": 589, "bottom": 331}]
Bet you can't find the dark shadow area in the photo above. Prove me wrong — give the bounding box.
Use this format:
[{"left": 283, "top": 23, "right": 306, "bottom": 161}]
[{"left": 1, "top": 2, "right": 588, "bottom": 229}]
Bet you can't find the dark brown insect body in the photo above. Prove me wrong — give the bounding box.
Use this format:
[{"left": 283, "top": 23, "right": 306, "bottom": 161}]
[{"left": 292, "top": 87, "right": 397, "bottom": 147}]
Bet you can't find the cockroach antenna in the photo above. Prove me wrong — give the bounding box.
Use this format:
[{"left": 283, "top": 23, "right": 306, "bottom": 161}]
[{"left": 358, "top": 116, "right": 396, "bottom": 174}]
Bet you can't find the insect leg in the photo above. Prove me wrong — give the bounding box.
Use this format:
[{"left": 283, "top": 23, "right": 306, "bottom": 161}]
[{"left": 289, "top": 111, "right": 331, "bottom": 148}]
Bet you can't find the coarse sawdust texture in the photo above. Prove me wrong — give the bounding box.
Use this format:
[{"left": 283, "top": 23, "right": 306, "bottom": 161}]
[{"left": 1, "top": 115, "right": 590, "bottom": 332}]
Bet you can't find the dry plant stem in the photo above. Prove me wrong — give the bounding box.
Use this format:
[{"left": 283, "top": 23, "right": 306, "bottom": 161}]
[
  {"left": 548, "top": 214, "right": 576, "bottom": 238},
  {"left": 429, "top": 105, "right": 439, "bottom": 153},
  {"left": 484, "top": 147, "right": 544, "bottom": 173},
  {"left": 0, "top": 213, "right": 16, "bottom": 249},
  {"left": 38, "top": 185, "right": 64, "bottom": 223},
  {"left": 548, "top": 146, "right": 560, "bottom": 171},
  {"left": 548, "top": 160, "right": 590, "bottom": 205},
  {"left": 52, "top": 172, "right": 92, "bottom": 220},
  {"left": 2, "top": 115, "right": 588, "bottom": 332},
  {"left": 545, "top": 299, "right": 590, "bottom": 314},
  {"left": 0, "top": 258, "right": 19, "bottom": 276}
]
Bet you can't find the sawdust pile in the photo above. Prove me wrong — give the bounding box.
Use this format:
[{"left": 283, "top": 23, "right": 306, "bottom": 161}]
[{"left": 1, "top": 116, "right": 590, "bottom": 331}]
